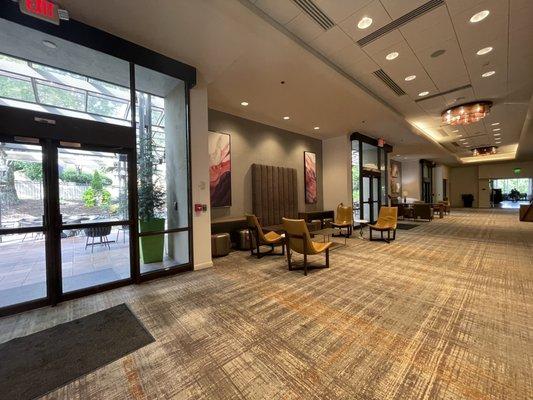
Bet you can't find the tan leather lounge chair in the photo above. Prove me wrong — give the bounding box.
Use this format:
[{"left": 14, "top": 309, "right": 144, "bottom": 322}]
[
  {"left": 368, "top": 206, "right": 398, "bottom": 243},
  {"left": 246, "top": 214, "right": 285, "bottom": 258},
  {"left": 282, "top": 218, "right": 332, "bottom": 276},
  {"left": 330, "top": 203, "right": 353, "bottom": 237}
]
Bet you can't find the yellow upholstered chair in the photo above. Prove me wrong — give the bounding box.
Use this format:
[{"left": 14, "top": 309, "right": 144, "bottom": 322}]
[
  {"left": 330, "top": 203, "right": 353, "bottom": 237},
  {"left": 282, "top": 218, "right": 332, "bottom": 276},
  {"left": 246, "top": 214, "right": 285, "bottom": 258},
  {"left": 368, "top": 206, "right": 398, "bottom": 243}
]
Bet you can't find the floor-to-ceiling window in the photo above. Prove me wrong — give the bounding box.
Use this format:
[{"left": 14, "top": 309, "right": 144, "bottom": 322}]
[
  {"left": 492, "top": 178, "right": 532, "bottom": 208},
  {"left": 350, "top": 133, "right": 392, "bottom": 223},
  {"left": 0, "top": 13, "right": 193, "bottom": 316}
]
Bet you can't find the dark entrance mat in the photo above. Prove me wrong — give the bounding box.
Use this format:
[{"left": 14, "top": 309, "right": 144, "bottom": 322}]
[
  {"left": 397, "top": 223, "right": 420, "bottom": 230},
  {"left": 0, "top": 303, "right": 154, "bottom": 400}
]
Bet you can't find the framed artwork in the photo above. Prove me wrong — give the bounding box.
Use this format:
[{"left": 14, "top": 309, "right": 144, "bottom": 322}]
[
  {"left": 304, "top": 151, "right": 317, "bottom": 204},
  {"left": 389, "top": 160, "right": 402, "bottom": 197},
  {"left": 208, "top": 131, "right": 231, "bottom": 207}
]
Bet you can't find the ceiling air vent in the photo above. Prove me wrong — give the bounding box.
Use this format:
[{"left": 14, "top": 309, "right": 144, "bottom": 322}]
[
  {"left": 373, "top": 69, "right": 406, "bottom": 96},
  {"left": 357, "top": 0, "right": 445, "bottom": 47},
  {"left": 292, "top": 0, "right": 335, "bottom": 30}
]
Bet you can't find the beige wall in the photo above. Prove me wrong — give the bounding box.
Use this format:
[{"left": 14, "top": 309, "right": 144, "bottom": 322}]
[
  {"left": 434, "top": 164, "right": 449, "bottom": 202},
  {"left": 449, "top": 160, "right": 533, "bottom": 208},
  {"left": 401, "top": 160, "right": 421, "bottom": 202},
  {"left": 190, "top": 75, "right": 212, "bottom": 270},
  {"left": 449, "top": 165, "right": 479, "bottom": 207},
  {"left": 208, "top": 109, "right": 323, "bottom": 219},
  {"left": 322, "top": 135, "right": 352, "bottom": 211},
  {"left": 478, "top": 160, "right": 533, "bottom": 179}
]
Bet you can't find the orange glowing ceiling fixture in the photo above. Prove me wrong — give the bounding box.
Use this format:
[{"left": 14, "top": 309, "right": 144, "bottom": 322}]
[
  {"left": 442, "top": 101, "right": 492, "bottom": 126},
  {"left": 472, "top": 146, "right": 497, "bottom": 156}
]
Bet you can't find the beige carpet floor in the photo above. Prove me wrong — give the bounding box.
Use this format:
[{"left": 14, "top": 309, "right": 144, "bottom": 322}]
[{"left": 0, "top": 209, "right": 531, "bottom": 399}]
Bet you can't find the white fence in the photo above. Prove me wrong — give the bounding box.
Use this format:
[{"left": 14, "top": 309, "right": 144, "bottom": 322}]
[{"left": 15, "top": 181, "right": 89, "bottom": 201}]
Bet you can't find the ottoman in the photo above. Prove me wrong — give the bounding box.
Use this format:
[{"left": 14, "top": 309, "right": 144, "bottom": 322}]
[{"left": 211, "top": 233, "right": 231, "bottom": 257}]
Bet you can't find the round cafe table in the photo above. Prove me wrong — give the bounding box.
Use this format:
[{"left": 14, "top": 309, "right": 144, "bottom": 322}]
[{"left": 354, "top": 219, "right": 369, "bottom": 238}]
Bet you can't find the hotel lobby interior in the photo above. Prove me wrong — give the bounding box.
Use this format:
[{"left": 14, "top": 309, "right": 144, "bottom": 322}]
[{"left": 0, "top": 1, "right": 532, "bottom": 399}]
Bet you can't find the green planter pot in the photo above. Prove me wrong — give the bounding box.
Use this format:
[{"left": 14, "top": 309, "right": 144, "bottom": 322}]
[{"left": 139, "top": 218, "right": 165, "bottom": 264}]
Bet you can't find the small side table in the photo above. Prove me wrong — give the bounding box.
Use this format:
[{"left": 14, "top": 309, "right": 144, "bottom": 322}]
[{"left": 354, "top": 219, "right": 369, "bottom": 238}]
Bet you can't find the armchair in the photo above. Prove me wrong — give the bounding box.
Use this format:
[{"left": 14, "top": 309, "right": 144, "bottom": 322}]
[
  {"left": 246, "top": 214, "right": 285, "bottom": 259},
  {"left": 413, "top": 203, "right": 433, "bottom": 221},
  {"left": 368, "top": 207, "right": 398, "bottom": 243},
  {"left": 330, "top": 203, "right": 353, "bottom": 237},
  {"left": 282, "top": 218, "right": 332, "bottom": 276}
]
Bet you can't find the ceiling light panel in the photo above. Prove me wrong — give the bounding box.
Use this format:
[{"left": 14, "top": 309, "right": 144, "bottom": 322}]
[{"left": 470, "top": 10, "right": 490, "bottom": 23}]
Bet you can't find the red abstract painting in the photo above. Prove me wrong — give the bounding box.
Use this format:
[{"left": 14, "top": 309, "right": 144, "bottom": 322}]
[
  {"left": 304, "top": 151, "right": 317, "bottom": 204},
  {"left": 208, "top": 132, "right": 231, "bottom": 207}
]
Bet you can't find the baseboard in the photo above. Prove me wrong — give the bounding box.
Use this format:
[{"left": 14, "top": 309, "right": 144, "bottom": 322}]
[{"left": 194, "top": 260, "right": 213, "bottom": 270}]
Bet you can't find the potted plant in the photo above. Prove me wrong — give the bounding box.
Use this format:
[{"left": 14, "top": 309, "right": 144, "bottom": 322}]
[
  {"left": 461, "top": 194, "right": 474, "bottom": 208},
  {"left": 509, "top": 188, "right": 520, "bottom": 202},
  {"left": 138, "top": 92, "right": 166, "bottom": 263}
]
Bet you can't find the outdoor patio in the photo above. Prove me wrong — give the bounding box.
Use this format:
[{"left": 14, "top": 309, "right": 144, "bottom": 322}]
[{"left": 0, "top": 228, "right": 130, "bottom": 308}]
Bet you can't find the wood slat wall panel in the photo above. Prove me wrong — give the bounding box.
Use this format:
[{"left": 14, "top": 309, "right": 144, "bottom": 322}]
[{"left": 251, "top": 164, "right": 298, "bottom": 226}]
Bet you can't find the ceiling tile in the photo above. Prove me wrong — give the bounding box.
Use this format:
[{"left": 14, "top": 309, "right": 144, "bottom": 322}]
[
  {"left": 414, "top": 38, "right": 470, "bottom": 92},
  {"left": 380, "top": 0, "right": 432, "bottom": 19},
  {"left": 399, "top": 6, "right": 455, "bottom": 52},
  {"left": 359, "top": 29, "right": 404, "bottom": 56},
  {"left": 338, "top": 1, "right": 392, "bottom": 42},
  {"left": 311, "top": 26, "right": 355, "bottom": 58},
  {"left": 285, "top": 12, "right": 324, "bottom": 43},
  {"left": 254, "top": 0, "right": 301, "bottom": 25},
  {"left": 314, "top": 0, "right": 373, "bottom": 24},
  {"left": 329, "top": 43, "right": 368, "bottom": 70}
]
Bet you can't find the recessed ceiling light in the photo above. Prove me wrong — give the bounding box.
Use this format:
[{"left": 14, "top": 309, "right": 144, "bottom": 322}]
[
  {"left": 283, "top": 116, "right": 290, "bottom": 120},
  {"left": 452, "top": 129, "right": 459, "bottom": 132},
  {"left": 470, "top": 10, "right": 490, "bottom": 23},
  {"left": 240, "top": 101, "right": 249, "bottom": 106},
  {"left": 404, "top": 75, "right": 416, "bottom": 81},
  {"left": 476, "top": 46, "right": 493, "bottom": 56},
  {"left": 357, "top": 16, "right": 373, "bottom": 30},
  {"left": 418, "top": 91, "right": 429, "bottom": 97},
  {"left": 459, "top": 138, "right": 466, "bottom": 141},
  {"left": 386, "top": 51, "right": 399, "bottom": 61},
  {"left": 491, "top": 122, "right": 500, "bottom": 126},
  {"left": 42, "top": 40, "right": 57, "bottom": 49},
  {"left": 457, "top": 134, "right": 463, "bottom": 137},
  {"left": 493, "top": 128, "right": 501, "bottom": 131},
  {"left": 482, "top": 70, "right": 495, "bottom": 78},
  {"left": 314, "top": 126, "right": 320, "bottom": 130}
]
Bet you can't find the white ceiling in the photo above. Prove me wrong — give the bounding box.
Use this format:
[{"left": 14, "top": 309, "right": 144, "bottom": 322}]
[{"left": 43, "top": 1, "right": 533, "bottom": 164}]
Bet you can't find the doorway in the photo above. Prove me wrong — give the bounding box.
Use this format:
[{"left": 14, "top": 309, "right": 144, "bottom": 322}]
[
  {"left": 0, "top": 137, "right": 134, "bottom": 310},
  {"left": 362, "top": 172, "right": 380, "bottom": 223}
]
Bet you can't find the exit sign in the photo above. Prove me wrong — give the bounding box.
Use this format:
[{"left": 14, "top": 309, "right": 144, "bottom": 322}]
[{"left": 19, "top": 0, "right": 60, "bottom": 25}]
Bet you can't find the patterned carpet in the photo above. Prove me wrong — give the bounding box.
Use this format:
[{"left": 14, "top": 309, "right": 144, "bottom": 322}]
[{"left": 0, "top": 209, "right": 531, "bottom": 399}]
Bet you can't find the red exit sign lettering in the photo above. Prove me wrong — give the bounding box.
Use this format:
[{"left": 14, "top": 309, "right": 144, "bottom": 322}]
[{"left": 19, "top": 0, "right": 60, "bottom": 25}]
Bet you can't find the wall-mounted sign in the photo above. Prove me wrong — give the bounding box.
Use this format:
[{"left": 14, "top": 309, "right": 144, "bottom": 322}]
[
  {"left": 514, "top": 167, "right": 521, "bottom": 175},
  {"left": 19, "top": 0, "right": 60, "bottom": 25}
]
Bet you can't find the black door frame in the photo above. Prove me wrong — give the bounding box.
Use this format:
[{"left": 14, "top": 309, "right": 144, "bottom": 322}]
[
  {"left": 0, "top": 7, "right": 196, "bottom": 316},
  {"left": 0, "top": 131, "right": 138, "bottom": 315},
  {"left": 361, "top": 170, "right": 381, "bottom": 223}
]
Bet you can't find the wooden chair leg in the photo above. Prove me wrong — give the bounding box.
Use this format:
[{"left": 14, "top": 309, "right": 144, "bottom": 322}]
[
  {"left": 386, "top": 230, "right": 390, "bottom": 244},
  {"left": 393, "top": 229, "right": 396, "bottom": 240},
  {"left": 326, "top": 248, "right": 330, "bottom": 268},
  {"left": 286, "top": 246, "right": 292, "bottom": 271},
  {"left": 303, "top": 252, "right": 307, "bottom": 276}
]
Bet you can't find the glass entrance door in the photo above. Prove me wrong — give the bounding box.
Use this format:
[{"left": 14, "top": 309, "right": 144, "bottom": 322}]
[
  {"left": 0, "top": 138, "right": 134, "bottom": 314},
  {"left": 56, "top": 146, "right": 132, "bottom": 294},
  {"left": 362, "top": 173, "right": 381, "bottom": 223},
  {"left": 0, "top": 140, "right": 48, "bottom": 309}
]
